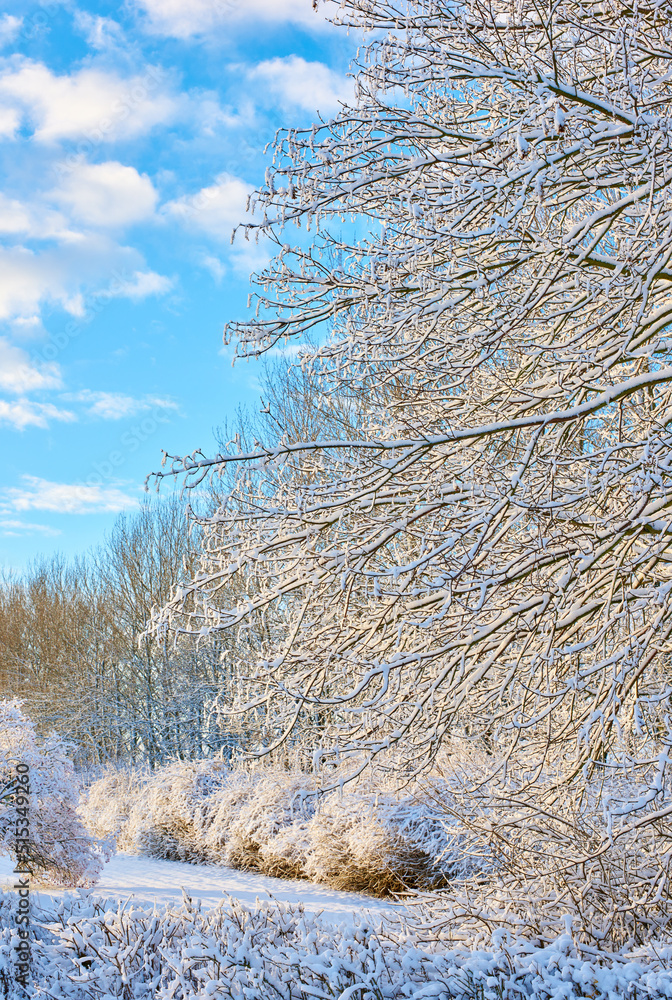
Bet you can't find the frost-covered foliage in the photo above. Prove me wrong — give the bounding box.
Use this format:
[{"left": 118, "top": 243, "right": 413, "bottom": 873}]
[
  {"left": 83, "top": 755, "right": 672, "bottom": 945},
  {"left": 421, "top": 755, "right": 672, "bottom": 949},
  {"left": 80, "top": 759, "right": 472, "bottom": 894},
  {"left": 212, "top": 769, "right": 317, "bottom": 876},
  {"left": 0, "top": 699, "right": 108, "bottom": 886},
  {"left": 2, "top": 889, "right": 672, "bottom": 999},
  {"left": 147, "top": 0, "right": 672, "bottom": 943},
  {"left": 303, "top": 783, "right": 463, "bottom": 895},
  {"left": 78, "top": 767, "right": 143, "bottom": 845}
]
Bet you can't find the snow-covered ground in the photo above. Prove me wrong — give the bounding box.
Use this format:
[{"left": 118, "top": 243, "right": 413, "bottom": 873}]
[
  {"left": 4, "top": 853, "right": 672, "bottom": 998},
  {"left": 0, "top": 850, "right": 397, "bottom": 924}
]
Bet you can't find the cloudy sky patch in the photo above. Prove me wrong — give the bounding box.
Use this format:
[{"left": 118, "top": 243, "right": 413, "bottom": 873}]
[{"left": 0, "top": 0, "right": 355, "bottom": 568}]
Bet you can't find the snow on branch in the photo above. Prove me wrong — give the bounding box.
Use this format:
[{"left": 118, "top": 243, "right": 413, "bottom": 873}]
[{"left": 148, "top": 0, "right": 672, "bottom": 938}]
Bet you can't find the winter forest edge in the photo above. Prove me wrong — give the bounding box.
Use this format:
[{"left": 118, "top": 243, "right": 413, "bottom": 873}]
[{"left": 4, "top": 1, "right": 672, "bottom": 996}]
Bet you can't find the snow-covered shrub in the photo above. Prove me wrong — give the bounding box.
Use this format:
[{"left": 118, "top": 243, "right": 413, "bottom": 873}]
[
  {"left": 219, "top": 771, "right": 317, "bottom": 877},
  {"left": 413, "top": 749, "right": 672, "bottom": 949},
  {"left": 82, "top": 757, "right": 475, "bottom": 895},
  {"left": 0, "top": 700, "right": 108, "bottom": 887},
  {"left": 258, "top": 820, "right": 313, "bottom": 880},
  {"left": 7, "top": 888, "right": 672, "bottom": 999},
  {"left": 198, "top": 768, "right": 258, "bottom": 864},
  {"left": 304, "top": 787, "right": 465, "bottom": 895},
  {"left": 118, "top": 759, "right": 231, "bottom": 863},
  {"left": 84, "top": 762, "right": 319, "bottom": 877},
  {"left": 77, "top": 767, "right": 145, "bottom": 844}
]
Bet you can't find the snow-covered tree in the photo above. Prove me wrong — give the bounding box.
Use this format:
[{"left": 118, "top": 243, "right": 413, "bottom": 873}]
[
  {"left": 0, "top": 699, "right": 107, "bottom": 885},
  {"left": 150, "top": 1, "right": 672, "bottom": 939},
  {"left": 0, "top": 499, "right": 243, "bottom": 766}
]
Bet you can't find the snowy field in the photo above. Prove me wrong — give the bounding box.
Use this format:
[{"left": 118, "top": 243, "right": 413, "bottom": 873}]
[{"left": 0, "top": 850, "right": 396, "bottom": 924}]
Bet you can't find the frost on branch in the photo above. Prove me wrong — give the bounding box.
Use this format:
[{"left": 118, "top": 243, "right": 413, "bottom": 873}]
[
  {"left": 0, "top": 699, "right": 108, "bottom": 886},
  {"left": 149, "top": 1, "right": 672, "bottom": 942}
]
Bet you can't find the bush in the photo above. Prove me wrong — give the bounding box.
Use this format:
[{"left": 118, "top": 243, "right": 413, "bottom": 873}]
[
  {"left": 117, "top": 759, "right": 231, "bottom": 864},
  {"left": 76, "top": 767, "right": 143, "bottom": 844},
  {"left": 80, "top": 756, "right": 479, "bottom": 895},
  {"left": 304, "top": 788, "right": 462, "bottom": 895},
  {"left": 0, "top": 700, "right": 108, "bottom": 887},
  {"left": 5, "top": 889, "right": 672, "bottom": 999},
  {"left": 218, "top": 771, "right": 317, "bottom": 877}
]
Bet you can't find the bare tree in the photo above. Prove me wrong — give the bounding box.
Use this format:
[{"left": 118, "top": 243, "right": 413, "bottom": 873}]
[
  {"left": 0, "top": 559, "right": 118, "bottom": 763},
  {"left": 0, "top": 499, "right": 244, "bottom": 767},
  {"left": 150, "top": 0, "right": 672, "bottom": 940}
]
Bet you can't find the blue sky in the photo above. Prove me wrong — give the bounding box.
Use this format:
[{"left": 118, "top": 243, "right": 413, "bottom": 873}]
[{"left": 0, "top": 0, "right": 356, "bottom": 571}]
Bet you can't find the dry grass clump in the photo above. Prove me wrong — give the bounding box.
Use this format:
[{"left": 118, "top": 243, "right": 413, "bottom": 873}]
[
  {"left": 132, "top": 760, "right": 233, "bottom": 864},
  {"left": 220, "top": 771, "right": 317, "bottom": 877},
  {"left": 78, "top": 768, "right": 145, "bottom": 843},
  {"left": 259, "top": 822, "right": 313, "bottom": 879},
  {"left": 305, "top": 791, "right": 453, "bottom": 895},
  {"left": 82, "top": 760, "right": 231, "bottom": 864},
  {"left": 203, "top": 769, "right": 266, "bottom": 868},
  {"left": 82, "top": 758, "right": 469, "bottom": 896}
]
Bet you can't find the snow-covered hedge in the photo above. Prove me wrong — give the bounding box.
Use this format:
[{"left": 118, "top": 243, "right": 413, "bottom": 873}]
[
  {"left": 0, "top": 700, "right": 108, "bottom": 887},
  {"left": 2, "top": 889, "right": 672, "bottom": 999},
  {"left": 80, "top": 759, "right": 476, "bottom": 895},
  {"left": 81, "top": 755, "right": 672, "bottom": 948}
]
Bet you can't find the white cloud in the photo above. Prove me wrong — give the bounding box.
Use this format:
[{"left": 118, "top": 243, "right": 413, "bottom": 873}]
[
  {"left": 134, "top": 0, "right": 332, "bottom": 39},
  {"left": 248, "top": 56, "right": 352, "bottom": 114},
  {"left": 0, "top": 14, "right": 22, "bottom": 48},
  {"left": 163, "top": 172, "right": 254, "bottom": 239},
  {"left": 163, "top": 173, "right": 273, "bottom": 273},
  {"left": 64, "top": 390, "right": 178, "bottom": 420},
  {"left": 0, "top": 246, "right": 86, "bottom": 322},
  {"left": 51, "top": 161, "right": 158, "bottom": 228},
  {"left": 200, "top": 253, "right": 226, "bottom": 282},
  {"left": 0, "top": 193, "right": 74, "bottom": 241},
  {"left": 0, "top": 106, "right": 19, "bottom": 139},
  {"left": 101, "top": 270, "right": 173, "bottom": 300},
  {"left": 0, "top": 59, "right": 177, "bottom": 142},
  {"left": 73, "top": 12, "right": 126, "bottom": 51},
  {"left": 0, "top": 238, "right": 166, "bottom": 325},
  {"left": 3, "top": 476, "right": 137, "bottom": 514},
  {"left": 0, "top": 339, "right": 62, "bottom": 394},
  {"left": 10, "top": 316, "right": 43, "bottom": 335},
  {"left": 0, "top": 519, "right": 60, "bottom": 538},
  {"left": 0, "top": 176, "right": 170, "bottom": 322},
  {"left": 0, "top": 195, "right": 38, "bottom": 236},
  {"left": 0, "top": 400, "right": 76, "bottom": 430}
]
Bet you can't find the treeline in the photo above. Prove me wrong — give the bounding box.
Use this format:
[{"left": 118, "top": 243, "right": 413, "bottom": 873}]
[{"left": 0, "top": 499, "right": 238, "bottom": 766}]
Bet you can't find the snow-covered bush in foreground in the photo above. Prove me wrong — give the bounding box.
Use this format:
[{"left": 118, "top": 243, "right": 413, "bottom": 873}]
[
  {"left": 0, "top": 700, "right": 107, "bottom": 886},
  {"left": 2, "top": 889, "right": 672, "bottom": 999},
  {"left": 80, "top": 759, "right": 472, "bottom": 894}
]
